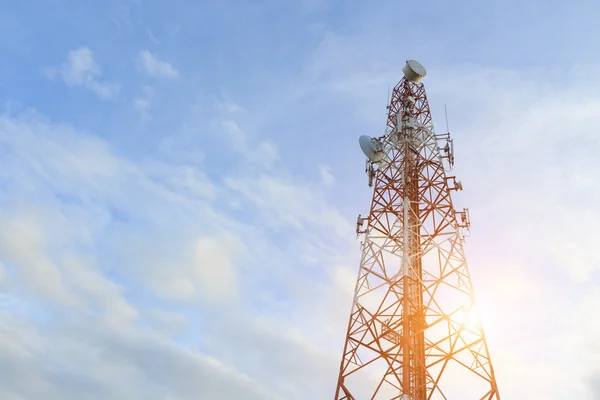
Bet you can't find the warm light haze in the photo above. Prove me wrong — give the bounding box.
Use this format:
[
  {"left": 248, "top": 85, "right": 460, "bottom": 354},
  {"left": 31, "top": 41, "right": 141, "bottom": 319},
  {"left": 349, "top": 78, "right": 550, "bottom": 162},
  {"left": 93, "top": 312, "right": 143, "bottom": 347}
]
[{"left": 0, "top": 1, "right": 599, "bottom": 399}]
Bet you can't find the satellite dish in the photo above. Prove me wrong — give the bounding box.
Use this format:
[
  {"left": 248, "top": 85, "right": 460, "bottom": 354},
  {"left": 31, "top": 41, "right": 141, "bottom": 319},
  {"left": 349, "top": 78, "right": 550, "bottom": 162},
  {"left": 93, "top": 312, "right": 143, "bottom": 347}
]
[
  {"left": 402, "top": 60, "right": 427, "bottom": 82},
  {"left": 359, "top": 135, "right": 385, "bottom": 163}
]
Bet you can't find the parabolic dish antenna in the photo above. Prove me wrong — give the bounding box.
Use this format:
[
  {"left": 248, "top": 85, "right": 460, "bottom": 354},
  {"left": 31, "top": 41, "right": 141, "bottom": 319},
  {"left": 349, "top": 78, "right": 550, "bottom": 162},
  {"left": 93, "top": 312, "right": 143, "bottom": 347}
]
[
  {"left": 359, "top": 135, "right": 385, "bottom": 163},
  {"left": 402, "top": 60, "right": 427, "bottom": 82}
]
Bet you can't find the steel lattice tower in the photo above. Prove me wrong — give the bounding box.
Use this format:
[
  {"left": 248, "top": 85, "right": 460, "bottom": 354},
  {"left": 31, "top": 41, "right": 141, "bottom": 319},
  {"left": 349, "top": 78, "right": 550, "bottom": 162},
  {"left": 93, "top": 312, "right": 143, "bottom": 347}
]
[{"left": 334, "top": 61, "right": 500, "bottom": 400}]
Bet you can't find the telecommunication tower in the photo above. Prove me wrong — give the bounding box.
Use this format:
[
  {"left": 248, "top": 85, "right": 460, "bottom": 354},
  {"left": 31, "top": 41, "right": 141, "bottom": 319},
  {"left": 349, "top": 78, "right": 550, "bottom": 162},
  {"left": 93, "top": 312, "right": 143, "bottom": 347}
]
[{"left": 335, "top": 60, "right": 500, "bottom": 399}]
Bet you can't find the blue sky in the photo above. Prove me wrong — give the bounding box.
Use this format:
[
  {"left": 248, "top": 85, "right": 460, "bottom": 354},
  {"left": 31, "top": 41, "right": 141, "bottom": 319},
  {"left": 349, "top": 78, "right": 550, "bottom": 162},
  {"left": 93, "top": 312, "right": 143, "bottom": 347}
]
[{"left": 1, "top": 0, "right": 600, "bottom": 399}]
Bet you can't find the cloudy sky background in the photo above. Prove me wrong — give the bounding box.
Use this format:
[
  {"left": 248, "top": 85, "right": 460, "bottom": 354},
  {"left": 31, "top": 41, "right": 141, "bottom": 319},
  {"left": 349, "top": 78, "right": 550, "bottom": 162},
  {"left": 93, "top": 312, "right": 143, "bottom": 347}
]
[{"left": 1, "top": 0, "right": 600, "bottom": 399}]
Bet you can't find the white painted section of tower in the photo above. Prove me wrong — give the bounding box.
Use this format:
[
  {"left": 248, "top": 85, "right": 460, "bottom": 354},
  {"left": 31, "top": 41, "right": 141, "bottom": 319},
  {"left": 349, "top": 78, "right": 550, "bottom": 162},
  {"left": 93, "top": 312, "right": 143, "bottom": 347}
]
[{"left": 396, "top": 112, "right": 403, "bottom": 131}]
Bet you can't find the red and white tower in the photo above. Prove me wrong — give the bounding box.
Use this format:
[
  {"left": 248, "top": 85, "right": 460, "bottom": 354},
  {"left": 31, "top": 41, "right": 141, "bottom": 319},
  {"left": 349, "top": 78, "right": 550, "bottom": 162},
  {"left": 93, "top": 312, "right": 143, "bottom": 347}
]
[{"left": 335, "top": 60, "right": 500, "bottom": 399}]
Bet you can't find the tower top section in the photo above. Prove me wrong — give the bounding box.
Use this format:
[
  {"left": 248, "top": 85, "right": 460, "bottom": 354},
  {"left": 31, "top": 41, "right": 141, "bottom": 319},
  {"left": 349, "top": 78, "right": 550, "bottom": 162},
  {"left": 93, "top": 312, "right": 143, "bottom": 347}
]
[{"left": 402, "top": 60, "right": 427, "bottom": 82}]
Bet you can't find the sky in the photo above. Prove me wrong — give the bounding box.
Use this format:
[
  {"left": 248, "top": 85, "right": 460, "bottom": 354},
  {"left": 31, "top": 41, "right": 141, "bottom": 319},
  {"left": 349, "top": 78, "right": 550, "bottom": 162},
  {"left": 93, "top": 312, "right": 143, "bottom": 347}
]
[{"left": 1, "top": 0, "right": 600, "bottom": 399}]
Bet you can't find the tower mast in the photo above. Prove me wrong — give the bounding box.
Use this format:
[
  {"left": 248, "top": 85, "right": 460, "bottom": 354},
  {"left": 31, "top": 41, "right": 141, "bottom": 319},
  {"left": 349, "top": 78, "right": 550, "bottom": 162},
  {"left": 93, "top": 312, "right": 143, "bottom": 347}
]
[{"left": 336, "top": 60, "right": 500, "bottom": 399}]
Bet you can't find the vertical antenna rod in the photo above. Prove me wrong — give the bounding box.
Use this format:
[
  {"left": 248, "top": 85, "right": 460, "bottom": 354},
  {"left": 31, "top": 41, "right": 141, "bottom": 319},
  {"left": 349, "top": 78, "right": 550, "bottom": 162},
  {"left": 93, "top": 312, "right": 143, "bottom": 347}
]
[{"left": 445, "top": 103, "right": 450, "bottom": 133}]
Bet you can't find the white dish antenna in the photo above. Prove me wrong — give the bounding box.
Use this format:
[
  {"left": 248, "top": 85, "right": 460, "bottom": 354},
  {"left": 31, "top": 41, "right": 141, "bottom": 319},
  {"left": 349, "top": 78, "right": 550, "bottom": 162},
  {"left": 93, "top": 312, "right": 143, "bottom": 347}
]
[
  {"left": 359, "top": 135, "right": 385, "bottom": 163},
  {"left": 402, "top": 60, "right": 427, "bottom": 82}
]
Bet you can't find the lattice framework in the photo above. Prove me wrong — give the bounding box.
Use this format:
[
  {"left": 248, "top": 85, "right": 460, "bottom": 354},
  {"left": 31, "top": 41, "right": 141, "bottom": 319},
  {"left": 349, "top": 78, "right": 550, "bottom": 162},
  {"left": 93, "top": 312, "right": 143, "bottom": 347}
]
[{"left": 334, "top": 77, "right": 500, "bottom": 400}]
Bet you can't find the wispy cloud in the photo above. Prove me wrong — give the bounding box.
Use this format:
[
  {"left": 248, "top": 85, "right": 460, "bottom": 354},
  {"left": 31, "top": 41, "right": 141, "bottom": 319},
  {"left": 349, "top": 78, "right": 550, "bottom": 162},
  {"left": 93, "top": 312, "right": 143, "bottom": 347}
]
[
  {"left": 319, "top": 165, "right": 335, "bottom": 186},
  {"left": 133, "top": 85, "right": 154, "bottom": 122},
  {"left": 0, "top": 214, "right": 75, "bottom": 306},
  {"left": 146, "top": 29, "right": 161, "bottom": 45},
  {"left": 216, "top": 91, "right": 244, "bottom": 113},
  {"left": 136, "top": 50, "right": 179, "bottom": 79},
  {"left": 133, "top": 97, "right": 152, "bottom": 121},
  {"left": 43, "top": 47, "right": 119, "bottom": 100},
  {"left": 0, "top": 98, "right": 349, "bottom": 398}
]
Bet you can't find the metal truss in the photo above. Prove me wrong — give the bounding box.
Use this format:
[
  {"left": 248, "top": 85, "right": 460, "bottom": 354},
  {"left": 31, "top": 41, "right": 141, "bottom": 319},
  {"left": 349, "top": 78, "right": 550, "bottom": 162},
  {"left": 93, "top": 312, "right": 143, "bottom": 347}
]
[{"left": 335, "top": 78, "right": 500, "bottom": 400}]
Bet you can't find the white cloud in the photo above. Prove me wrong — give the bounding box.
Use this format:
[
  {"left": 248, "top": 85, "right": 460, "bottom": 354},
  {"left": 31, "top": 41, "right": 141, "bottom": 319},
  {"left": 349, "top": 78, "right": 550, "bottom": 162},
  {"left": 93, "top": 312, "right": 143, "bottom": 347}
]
[
  {"left": 0, "top": 312, "right": 274, "bottom": 400},
  {"left": 217, "top": 99, "right": 243, "bottom": 113},
  {"left": 133, "top": 98, "right": 152, "bottom": 121},
  {"left": 247, "top": 141, "right": 281, "bottom": 168},
  {"left": 319, "top": 164, "right": 335, "bottom": 186},
  {"left": 201, "top": 311, "right": 338, "bottom": 399},
  {"left": 147, "top": 29, "right": 161, "bottom": 45},
  {"left": 0, "top": 105, "right": 351, "bottom": 398},
  {"left": 220, "top": 119, "right": 246, "bottom": 151},
  {"left": 0, "top": 214, "right": 74, "bottom": 305},
  {"left": 145, "top": 234, "right": 241, "bottom": 302},
  {"left": 146, "top": 309, "right": 187, "bottom": 336},
  {"left": 44, "top": 47, "right": 119, "bottom": 100},
  {"left": 0, "top": 112, "right": 223, "bottom": 305},
  {"left": 210, "top": 107, "right": 356, "bottom": 337},
  {"left": 137, "top": 50, "right": 180, "bottom": 79},
  {"left": 216, "top": 92, "right": 243, "bottom": 113},
  {"left": 60, "top": 252, "right": 137, "bottom": 324},
  {"left": 225, "top": 174, "right": 351, "bottom": 240},
  {"left": 193, "top": 236, "right": 239, "bottom": 300},
  {"left": 218, "top": 118, "right": 281, "bottom": 168},
  {"left": 133, "top": 86, "right": 154, "bottom": 122},
  {"left": 0, "top": 111, "right": 273, "bottom": 398}
]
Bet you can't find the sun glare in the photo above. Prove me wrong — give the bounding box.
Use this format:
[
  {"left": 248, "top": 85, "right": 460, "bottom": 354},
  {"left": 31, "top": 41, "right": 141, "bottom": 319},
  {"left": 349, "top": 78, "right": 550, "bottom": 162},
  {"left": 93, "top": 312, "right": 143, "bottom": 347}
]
[{"left": 453, "top": 305, "right": 484, "bottom": 333}]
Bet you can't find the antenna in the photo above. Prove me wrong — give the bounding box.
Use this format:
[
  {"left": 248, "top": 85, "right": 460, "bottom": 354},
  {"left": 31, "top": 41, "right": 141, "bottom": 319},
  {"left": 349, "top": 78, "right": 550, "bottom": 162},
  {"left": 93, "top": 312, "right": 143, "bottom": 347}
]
[
  {"left": 384, "top": 83, "right": 391, "bottom": 134},
  {"left": 444, "top": 103, "right": 450, "bottom": 133},
  {"left": 386, "top": 84, "right": 390, "bottom": 111}
]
